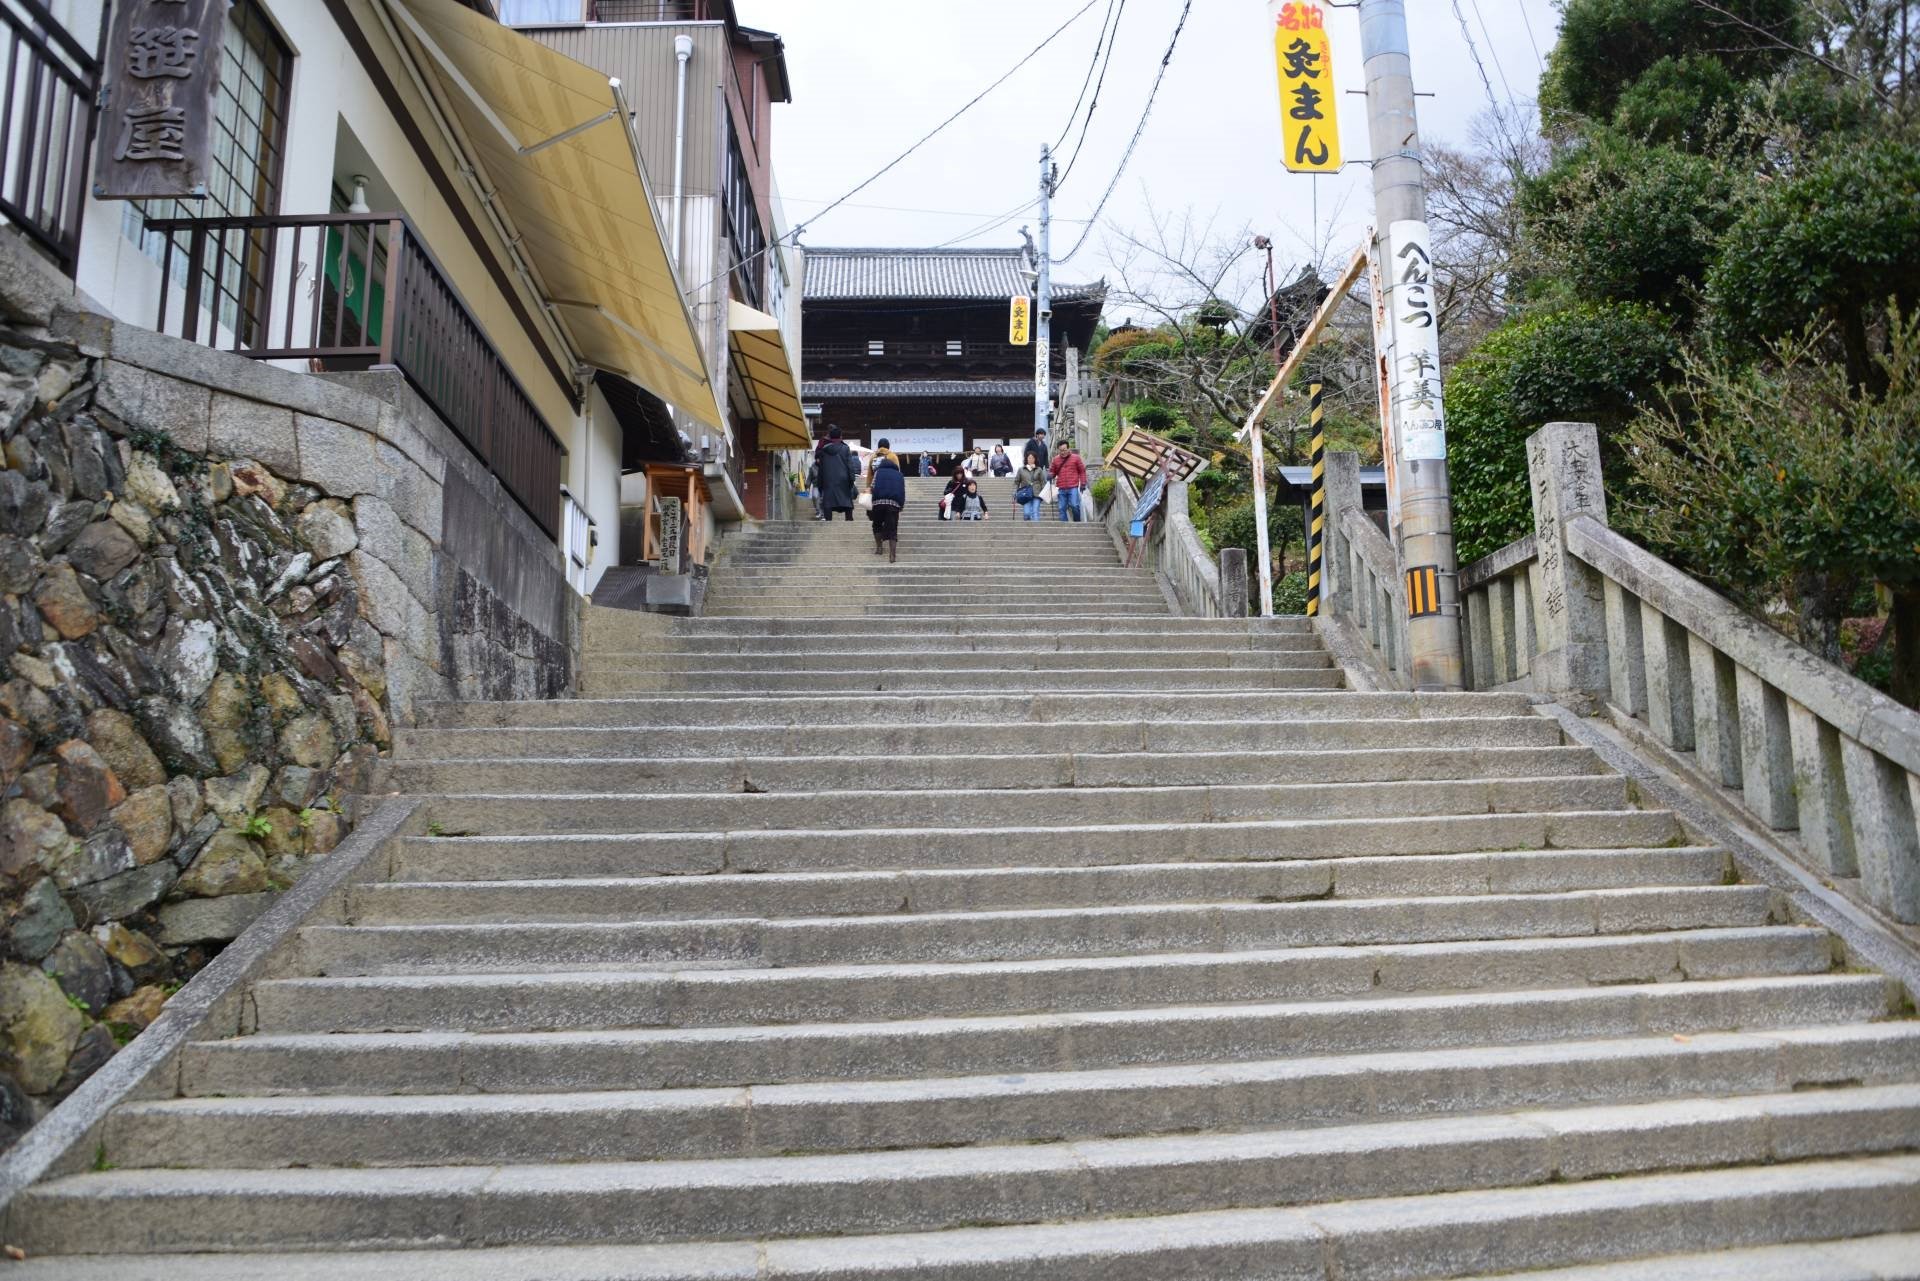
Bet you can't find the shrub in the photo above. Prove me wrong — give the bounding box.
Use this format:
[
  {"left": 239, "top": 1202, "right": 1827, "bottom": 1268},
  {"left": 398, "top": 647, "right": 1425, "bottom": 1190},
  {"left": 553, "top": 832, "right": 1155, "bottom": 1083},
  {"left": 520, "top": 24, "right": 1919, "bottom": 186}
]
[
  {"left": 1090, "top": 475, "right": 1116, "bottom": 508},
  {"left": 1272, "top": 572, "right": 1310, "bottom": 616},
  {"left": 1445, "top": 302, "right": 1679, "bottom": 562}
]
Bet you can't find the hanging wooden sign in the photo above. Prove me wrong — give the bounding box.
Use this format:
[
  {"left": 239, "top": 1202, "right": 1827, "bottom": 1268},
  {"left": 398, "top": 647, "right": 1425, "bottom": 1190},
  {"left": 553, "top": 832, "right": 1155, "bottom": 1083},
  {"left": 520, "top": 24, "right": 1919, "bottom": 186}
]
[{"left": 94, "top": 0, "right": 226, "bottom": 201}]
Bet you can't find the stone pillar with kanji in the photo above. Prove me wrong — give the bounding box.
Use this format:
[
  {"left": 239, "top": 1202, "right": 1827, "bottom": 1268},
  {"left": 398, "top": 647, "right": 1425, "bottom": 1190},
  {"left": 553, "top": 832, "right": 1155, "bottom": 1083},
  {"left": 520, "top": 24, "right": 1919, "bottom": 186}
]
[{"left": 1525, "top": 421, "right": 1611, "bottom": 708}]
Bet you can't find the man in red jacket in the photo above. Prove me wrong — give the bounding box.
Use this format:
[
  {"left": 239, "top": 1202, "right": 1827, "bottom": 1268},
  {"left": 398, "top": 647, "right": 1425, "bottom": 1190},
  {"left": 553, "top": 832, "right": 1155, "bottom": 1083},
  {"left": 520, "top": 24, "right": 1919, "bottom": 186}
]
[{"left": 1049, "top": 441, "right": 1088, "bottom": 523}]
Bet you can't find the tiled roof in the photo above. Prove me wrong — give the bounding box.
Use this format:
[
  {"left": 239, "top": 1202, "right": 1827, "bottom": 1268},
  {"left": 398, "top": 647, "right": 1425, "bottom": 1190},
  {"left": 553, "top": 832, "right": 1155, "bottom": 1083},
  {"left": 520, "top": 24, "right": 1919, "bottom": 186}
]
[
  {"left": 803, "top": 380, "right": 1036, "bottom": 400},
  {"left": 803, "top": 248, "right": 1105, "bottom": 303}
]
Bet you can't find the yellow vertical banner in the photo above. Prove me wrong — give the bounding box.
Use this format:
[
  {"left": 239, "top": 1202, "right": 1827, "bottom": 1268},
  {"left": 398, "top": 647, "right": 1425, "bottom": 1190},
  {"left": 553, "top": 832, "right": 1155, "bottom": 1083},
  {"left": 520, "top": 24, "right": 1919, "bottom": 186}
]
[
  {"left": 1270, "top": 2, "right": 1341, "bottom": 173},
  {"left": 1009, "top": 295, "right": 1032, "bottom": 346}
]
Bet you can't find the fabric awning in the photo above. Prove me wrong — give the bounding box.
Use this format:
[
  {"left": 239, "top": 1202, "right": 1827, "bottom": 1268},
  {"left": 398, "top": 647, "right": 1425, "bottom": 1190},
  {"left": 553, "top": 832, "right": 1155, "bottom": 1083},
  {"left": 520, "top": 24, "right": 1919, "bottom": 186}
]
[
  {"left": 726, "top": 302, "right": 808, "bottom": 449},
  {"left": 389, "top": 0, "right": 723, "bottom": 430}
]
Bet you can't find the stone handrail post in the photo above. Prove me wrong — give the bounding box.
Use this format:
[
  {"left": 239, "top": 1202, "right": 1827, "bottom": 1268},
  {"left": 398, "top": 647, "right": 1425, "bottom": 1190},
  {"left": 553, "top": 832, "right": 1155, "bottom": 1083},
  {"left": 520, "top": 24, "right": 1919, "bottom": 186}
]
[
  {"left": 1526, "top": 421, "right": 1613, "bottom": 709},
  {"left": 1219, "top": 548, "right": 1248, "bottom": 618},
  {"left": 1322, "top": 451, "right": 1362, "bottom": 619}
]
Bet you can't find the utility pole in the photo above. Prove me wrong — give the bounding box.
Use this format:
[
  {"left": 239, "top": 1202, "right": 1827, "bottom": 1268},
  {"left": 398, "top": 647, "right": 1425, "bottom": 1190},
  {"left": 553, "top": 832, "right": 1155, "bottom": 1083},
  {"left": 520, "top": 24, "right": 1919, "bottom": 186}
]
[
  {"left": 1359, "top": 0, "right": 1464, "bottom": 691},
  {"left": 1035, "top": 144, "right": 1056, "bottom": 440}
]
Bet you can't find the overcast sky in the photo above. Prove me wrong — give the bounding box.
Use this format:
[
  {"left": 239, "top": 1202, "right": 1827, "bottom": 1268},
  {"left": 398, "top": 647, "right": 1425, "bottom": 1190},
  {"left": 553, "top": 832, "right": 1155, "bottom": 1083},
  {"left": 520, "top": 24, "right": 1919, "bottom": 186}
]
[{"left": 763, "top": 0, "right": 1561, "bottom": 311}]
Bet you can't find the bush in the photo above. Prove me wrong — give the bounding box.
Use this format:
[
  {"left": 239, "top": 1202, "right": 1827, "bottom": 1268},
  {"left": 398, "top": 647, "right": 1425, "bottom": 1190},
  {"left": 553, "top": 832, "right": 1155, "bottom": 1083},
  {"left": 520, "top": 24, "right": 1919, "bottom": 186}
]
[
  {"left": 1272, "top": 572, "right": 1310, "bottom": 616},
  {"left": 1090, "top": 475, "right": 1116, "bottom": 508},
  {"left": 1125, "top": 401, "right": 1180, "bottom": 433},
  {"left": 1624, "top": 305, "right": 1920, "bottom": 702},
  {"left": 1445, "top": 302, "right": 1679, "bottom": 562}
]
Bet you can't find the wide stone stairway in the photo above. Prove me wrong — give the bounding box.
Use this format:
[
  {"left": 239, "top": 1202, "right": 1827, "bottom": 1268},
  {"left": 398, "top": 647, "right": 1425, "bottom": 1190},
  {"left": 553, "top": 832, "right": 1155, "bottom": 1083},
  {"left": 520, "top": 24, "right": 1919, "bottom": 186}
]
[{"left": 9, "top": 483, "right": 1920, "bottom": 1278}]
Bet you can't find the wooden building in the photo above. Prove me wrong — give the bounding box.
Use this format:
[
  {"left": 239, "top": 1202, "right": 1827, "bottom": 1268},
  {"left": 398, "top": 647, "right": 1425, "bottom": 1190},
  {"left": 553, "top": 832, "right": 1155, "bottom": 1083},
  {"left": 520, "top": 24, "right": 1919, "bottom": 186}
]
[{"left": 801, "top": 247, "right": 1105, "bottom": 465}]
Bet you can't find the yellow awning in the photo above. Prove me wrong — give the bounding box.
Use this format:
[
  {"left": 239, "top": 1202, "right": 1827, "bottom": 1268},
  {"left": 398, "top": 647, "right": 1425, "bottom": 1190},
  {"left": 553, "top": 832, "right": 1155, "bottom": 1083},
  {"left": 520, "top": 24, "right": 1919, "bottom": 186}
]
[
  {"left": 727, "top": 301, "right": 808, "bottom": 450},
  {"left": 389, "top": 0, "right": 722, "bottom": 430}
]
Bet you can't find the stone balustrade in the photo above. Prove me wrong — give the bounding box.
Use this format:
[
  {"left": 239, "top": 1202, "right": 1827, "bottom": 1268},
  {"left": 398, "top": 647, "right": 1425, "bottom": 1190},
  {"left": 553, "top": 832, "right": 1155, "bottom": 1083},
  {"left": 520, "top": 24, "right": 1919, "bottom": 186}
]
[{"left": 1324, "top": 420, "right": 1920, "bottom": 926}]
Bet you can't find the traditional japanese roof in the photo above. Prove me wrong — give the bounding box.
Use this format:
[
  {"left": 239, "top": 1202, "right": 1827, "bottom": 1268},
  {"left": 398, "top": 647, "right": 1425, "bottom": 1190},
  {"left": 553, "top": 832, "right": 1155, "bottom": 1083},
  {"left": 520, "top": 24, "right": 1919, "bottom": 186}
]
[
  {"left": 803, "top": 248, "right": 1106, "bottom": 304},
  {"left": 802, "top": 380, "right": 1036, "bottom": 400}
]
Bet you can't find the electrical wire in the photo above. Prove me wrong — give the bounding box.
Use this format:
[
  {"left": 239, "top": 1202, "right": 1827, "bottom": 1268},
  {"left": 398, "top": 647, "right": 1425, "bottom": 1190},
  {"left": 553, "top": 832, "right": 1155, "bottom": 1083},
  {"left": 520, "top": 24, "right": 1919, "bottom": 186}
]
[
  {"left": 683, "top": 0, "right": 1105, "bottom": 299},
  {"left": 1513, "top": 0, "right": 1546, "bottom": 74},
  {"left": 1054, "top": 0, "right": 1120, "bottom": 152},
  {"left": 1468, "top": 0, "right": 1519, "bottom": 103},
  {"left": 1451, "top": 0, "right": 1503, "bottom": 114},
  {"left": 1051, "top": 0, "right": 1195, "bottom": 265},
  {"left": 931, "top": 197, "right": 1043, "bottom": 250},
  {"left": 1055, "top": 0, "right": 1129, "bottom": 192}
]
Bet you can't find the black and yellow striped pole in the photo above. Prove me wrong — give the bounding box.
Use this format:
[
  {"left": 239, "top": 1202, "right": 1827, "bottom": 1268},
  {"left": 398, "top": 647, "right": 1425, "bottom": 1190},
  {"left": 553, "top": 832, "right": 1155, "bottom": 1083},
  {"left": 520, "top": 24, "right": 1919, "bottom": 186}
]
[{"left": 1306, "top": 382, "right": 1326, "bottom": 616}]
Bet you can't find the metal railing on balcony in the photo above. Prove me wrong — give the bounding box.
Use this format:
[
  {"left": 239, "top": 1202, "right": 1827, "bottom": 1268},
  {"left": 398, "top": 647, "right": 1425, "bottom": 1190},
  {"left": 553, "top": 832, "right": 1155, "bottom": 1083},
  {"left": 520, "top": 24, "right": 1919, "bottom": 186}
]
[
  {"left": 0, "top": 0, "right": 103, "bottom": 273},
  {"left": 588, "top": 0, "right": 708, "bottom": 20},
  {"left": 143, "top": 212, "right": 566, "bottom": 540},
  {"left": 805, "top": 340, "right": 1034, "bottom": 362}
]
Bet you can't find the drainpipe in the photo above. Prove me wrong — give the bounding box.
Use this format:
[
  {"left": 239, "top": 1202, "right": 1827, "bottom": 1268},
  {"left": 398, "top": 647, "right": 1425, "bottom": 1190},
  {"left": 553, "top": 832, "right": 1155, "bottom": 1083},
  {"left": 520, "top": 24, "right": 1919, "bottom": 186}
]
[{"left": 671, "top": 34, "right": 694, "bottom": 270}]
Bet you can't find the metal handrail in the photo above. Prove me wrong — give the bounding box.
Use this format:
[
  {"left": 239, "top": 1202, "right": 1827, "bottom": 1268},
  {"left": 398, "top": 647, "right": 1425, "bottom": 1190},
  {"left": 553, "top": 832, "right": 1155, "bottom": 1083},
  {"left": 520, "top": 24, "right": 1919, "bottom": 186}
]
[
  {"left": 142, "top": 210, "right": 565, "bottom": 538},
  {"left": 0, "top": 0, "right": 103, "bottom": 271}
]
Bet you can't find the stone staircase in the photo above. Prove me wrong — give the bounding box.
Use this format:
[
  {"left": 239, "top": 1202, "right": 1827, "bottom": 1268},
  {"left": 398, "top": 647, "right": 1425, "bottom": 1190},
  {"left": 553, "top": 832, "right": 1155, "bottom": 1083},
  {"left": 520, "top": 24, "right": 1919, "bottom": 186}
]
[{"left": 7, "top": 499, "right": 1920, "bottom": 1278}]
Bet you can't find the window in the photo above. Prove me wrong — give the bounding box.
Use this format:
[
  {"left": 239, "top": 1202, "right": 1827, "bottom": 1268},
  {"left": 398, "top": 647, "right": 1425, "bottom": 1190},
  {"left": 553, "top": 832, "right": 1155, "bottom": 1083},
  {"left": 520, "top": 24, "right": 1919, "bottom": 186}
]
[
  {"left": 123, "top": 0, "right": 290, "bottom": 339},
  {"left": 867, "top": 340, "right": 884, "bottom": 357},
  {"left": 498, "top": 0, "right": 587, "bottom": 23},
  {"left": 946, "top": 340, "right": 964, "bottom": 357}
]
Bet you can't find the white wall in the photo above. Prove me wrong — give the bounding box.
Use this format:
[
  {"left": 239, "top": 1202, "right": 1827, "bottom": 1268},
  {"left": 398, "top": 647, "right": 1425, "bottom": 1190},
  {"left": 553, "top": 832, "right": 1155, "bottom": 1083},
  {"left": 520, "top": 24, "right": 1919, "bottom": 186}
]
[{"left": 574, "top": 381, "right": 624, "bottom": 593}]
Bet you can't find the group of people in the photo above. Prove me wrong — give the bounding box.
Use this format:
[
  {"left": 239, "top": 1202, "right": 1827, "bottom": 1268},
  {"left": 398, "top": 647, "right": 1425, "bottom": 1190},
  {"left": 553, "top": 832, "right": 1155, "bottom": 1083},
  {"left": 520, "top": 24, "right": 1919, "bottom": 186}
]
[
  {"left": 805, "top": 425, "right": 1091, "bottom": 563},
  {"left": 917, "top": 447, "right": 1016, "bottom": 479}
]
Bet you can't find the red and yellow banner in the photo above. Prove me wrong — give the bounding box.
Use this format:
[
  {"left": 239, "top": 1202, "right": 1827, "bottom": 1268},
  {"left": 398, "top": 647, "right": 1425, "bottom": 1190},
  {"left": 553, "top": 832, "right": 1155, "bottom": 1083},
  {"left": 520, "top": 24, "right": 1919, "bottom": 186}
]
[
  {"left": 1009, "top": 295, "right": 1032, "bottom": 346},
  {"left": 1271, "top": 2, "right": 1341, "bottom": 173}
]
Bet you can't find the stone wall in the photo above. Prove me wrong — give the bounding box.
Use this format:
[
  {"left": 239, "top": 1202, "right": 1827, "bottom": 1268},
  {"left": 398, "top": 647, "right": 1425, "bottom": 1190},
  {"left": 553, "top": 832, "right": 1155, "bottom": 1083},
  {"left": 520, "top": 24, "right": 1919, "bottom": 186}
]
[{"left": 0, "top": 244, "right": 580, "bottom": 1149}]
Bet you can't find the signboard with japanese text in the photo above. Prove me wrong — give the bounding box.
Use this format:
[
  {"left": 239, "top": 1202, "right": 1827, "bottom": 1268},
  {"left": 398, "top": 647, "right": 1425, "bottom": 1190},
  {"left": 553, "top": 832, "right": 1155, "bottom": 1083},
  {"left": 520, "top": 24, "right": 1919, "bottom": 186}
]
[
  {"left": 94, "top": 0, "right": 225, "bottom": 200},
  {"left": 655, "top": 496, "right": 684, "bottom": 573},
  {"left": 1270, "top": 2, "right": 1341, "bottom": 173},
  {"left": 1008, "top": 294, "right": 1031, "bottom": 346},
  {"left": 1386, "top": 220, "right": 1447, "bottom": 461}
]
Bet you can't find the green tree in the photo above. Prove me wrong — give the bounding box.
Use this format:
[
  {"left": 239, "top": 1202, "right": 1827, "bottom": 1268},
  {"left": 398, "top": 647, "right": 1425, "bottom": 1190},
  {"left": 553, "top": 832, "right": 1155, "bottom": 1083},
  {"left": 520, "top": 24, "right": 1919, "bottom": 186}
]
[
  {"left": 1445, "top": 302, "right": 1679, "bottom": 561},
  {"left": 1624, "top": 306, "right": 1920, "bottom": 701},
  {"left": 1542, "top": 0, "right": 1803, "bottom": 125},
  {"left": 1704, "top": 135, "right": 1920, "bottom": 392},
  {"left": 1519, "top": 131, "right": 1743, "bottom": 319}
]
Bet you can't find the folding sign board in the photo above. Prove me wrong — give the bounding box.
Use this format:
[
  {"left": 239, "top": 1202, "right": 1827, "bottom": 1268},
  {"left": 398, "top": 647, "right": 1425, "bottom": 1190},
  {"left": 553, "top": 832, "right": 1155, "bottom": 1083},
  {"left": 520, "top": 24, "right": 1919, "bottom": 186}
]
[
  {"left": 1106, "top": 426, "right": 1208, "bottom": 485},
  {"left": 1270, "top": 2, "right": 1342, "bottom": 174}
]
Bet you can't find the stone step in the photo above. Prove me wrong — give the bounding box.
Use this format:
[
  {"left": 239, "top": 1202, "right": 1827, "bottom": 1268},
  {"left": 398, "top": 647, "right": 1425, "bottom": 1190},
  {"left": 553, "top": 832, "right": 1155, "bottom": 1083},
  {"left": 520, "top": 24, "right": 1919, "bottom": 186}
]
[
  {"left": 391, "top": 809, "right": 1685, "bottom": 879},
  {"left": 697, "top": 605, "right": 1189, "bottom": 619},
  {"left": 226, "top": 970, "right": 1894, "bottom": 1066},
  {"left": 387, "top": 745, "right": 1603, "bottom": 796},
  {"left": 135, "top": 1019, "right": 1912, "bottom": 1168},
  {"left": 13, "top": 1160, "right": 1920, "bottom": 1279},
  {"left": 590, "top": 632, "right": 1330, "bottom": 657},
  {"left": 410, "top": 775, "right": 1635, "bottom": 836},
  {"left": 294, "top": 885, "right": 1776, "bottom": 976},
  {"left": 583, "top": 649, "right": 1335, "bottom": 676},
  {"left": 269, "top": 926, "right": 1819, "bottom": 1036},
  {"left": 392, "top": 715, "right": 1570, "bottom": 762},
  {"left": 22, "top": 1091, "right": 1920, "bottom": 1255},
  {"left": 577, "top": 666, "right": 1345, "bottom": 696},
  {"left": 118, "top": 1014, "right": 1920, "bottom": 1181},
  {"left": 1450, "top": 1233, "right": 1920, "bottom": 1280},
  {"left": 583, "top": 613, "right": 1317, "bottom": 634},
  {"left": 415, "top": 690, "right": 1537, "bottom": 730},
  {"left": 346, "top": 848, "right": 1734, "bottom": 924}
]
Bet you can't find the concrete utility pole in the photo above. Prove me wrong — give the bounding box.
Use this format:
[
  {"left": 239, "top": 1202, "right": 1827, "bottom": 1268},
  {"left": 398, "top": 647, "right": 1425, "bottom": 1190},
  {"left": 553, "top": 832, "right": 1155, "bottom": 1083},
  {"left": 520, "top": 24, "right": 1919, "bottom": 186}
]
[
  {"left": 1035, "top": 144, "right": 1056, "bottom": 439},
  {"left": 1359, "top": 0, "right": 1464, "bottom": 691}
]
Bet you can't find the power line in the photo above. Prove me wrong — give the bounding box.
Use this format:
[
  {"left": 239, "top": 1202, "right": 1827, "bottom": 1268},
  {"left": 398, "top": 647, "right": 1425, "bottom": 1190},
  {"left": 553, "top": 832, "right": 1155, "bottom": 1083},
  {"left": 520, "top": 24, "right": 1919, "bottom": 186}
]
[
  {"left": 685, "top": 0, "right": 1105, "bottom": 299},
  {"left": 1056, "top": 0, "right": 1130, "bottom": 192},
  {"left": 1052, "top": 0, "right": 1195, "bottom": 265},
  {"left": 1469, "top": 0, "right": 1519, "bottom": 103},
  {"left": 1451, "top": 0, "right": 1503, "bottom": 114},
  {"left": 932, "top": 197, "right": 1043, "bottom": 250},
  {"left": 1054, "top": 0, "right": 1120, "bottom": 152},
  {"left": 1513, "top": 0, "right": 1546, "bottom": 74}
]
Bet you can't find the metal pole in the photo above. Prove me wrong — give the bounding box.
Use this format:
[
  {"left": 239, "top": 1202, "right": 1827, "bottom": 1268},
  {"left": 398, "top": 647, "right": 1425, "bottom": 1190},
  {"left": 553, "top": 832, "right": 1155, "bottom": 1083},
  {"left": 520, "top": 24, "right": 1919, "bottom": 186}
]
[
  {"left": 1035, "top": 144, "right": 1054, "bottom": 439},
  {"left": 1250, "top": 408, "right": 1274, "bottom": 618},
  {"left": 1359, "top": 0, "right": 1463, "bottom": 690},
  {"left": 1306, "top": 382, "right": 1325, "bottom": 616}
]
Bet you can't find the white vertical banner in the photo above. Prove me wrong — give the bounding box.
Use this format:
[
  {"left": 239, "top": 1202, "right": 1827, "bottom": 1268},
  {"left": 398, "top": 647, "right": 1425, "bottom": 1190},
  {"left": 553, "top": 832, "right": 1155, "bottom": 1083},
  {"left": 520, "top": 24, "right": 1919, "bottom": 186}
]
[{"left": 1386, "top": 220, "right": 1447, "bottom": 462}]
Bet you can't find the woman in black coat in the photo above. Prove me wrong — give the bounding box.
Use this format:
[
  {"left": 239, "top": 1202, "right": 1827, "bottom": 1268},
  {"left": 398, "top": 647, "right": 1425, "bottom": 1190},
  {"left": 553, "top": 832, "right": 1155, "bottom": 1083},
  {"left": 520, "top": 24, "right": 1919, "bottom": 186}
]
[
  {"left": 868, "top": 446, "right": 907, "bottom": 562},
  {"left": 814, "top": 426, "right": 859, "bottom": 521}
]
